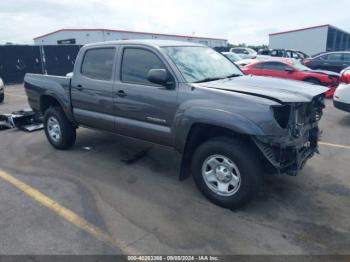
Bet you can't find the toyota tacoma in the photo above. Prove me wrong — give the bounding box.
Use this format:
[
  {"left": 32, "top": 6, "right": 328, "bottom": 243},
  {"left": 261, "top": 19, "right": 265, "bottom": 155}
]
[{"left": 24, "top": 40, "right": 327, "bottom": 209}]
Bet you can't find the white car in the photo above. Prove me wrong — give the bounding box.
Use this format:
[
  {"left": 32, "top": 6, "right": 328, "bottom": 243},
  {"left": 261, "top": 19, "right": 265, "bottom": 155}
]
[
  {"left": 0, "top": 77, "right": 4, "bottom": 103},
  {"left": 333, "top": 67, "right": 350, "bottom": 112},
  {"left": 230, "top": 47, "right": 257, "bottom": 59}
]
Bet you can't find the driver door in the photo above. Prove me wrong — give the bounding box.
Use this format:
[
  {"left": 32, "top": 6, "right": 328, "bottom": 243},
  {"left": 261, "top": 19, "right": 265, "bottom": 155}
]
[{"left": 114, "top": 46, "right": 178, "bottom": 146}]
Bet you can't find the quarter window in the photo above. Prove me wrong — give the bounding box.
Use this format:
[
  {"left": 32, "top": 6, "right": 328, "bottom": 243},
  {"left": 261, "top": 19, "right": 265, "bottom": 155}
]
[
  {"left": 81, "top": 48, "right": 115, "bottom": 80},
  {"left": 121, "top": 48, "right": 166, "bottom": 85}
]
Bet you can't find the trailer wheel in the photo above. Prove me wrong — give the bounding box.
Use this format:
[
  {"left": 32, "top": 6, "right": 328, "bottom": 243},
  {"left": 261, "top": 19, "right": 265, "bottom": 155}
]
[
  {"left": 44, "top": 107, "right": 76, "bottom": 149},
  {"left": 191, "top": 137, "right": 262, "bottom": 209}
]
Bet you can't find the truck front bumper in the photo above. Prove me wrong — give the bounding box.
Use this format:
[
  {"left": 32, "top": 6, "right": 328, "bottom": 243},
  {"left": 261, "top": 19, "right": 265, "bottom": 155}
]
[{"left": 252, "top": 127, "right": 320, "bottom": 176}]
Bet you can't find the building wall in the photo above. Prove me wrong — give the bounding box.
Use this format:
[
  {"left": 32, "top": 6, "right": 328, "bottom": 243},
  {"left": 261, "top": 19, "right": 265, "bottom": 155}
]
[
  {"left": 34, "top": 30, "right": 227, "bottom": 48},
  {"left": 269, "top": 26, "right": 328, "bottom": 56}
]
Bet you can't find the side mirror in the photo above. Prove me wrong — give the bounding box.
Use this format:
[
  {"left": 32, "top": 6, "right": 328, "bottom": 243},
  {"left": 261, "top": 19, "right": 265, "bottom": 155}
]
[{"left": 147, "top": 69, "right": 169, "bottom": 86}]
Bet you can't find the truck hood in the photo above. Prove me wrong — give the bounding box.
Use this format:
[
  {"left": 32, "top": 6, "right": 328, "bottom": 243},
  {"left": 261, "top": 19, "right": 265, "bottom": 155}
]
[{"left": 195, "top": 75, "right": 329, "bottom": 103}]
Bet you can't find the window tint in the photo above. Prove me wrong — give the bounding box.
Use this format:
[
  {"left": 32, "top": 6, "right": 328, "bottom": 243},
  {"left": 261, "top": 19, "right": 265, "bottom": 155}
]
[
  {"left": 343, "top": 53, "right": 350, "bottom": 62},
  {"left": 327, "top": 53, "right": 342, "bottom": 61},
  {"left": 253, "top": 63, "right": 264, "bottom": 69},
  {"left": 121, "top": 48, "right": 165, "bottom": 85},
  {"left": 318, "top": 54, "right": 328, "bottom": 60},
  {"left": 262, "top": 62, "right": 291, "bottom": 71},
  {"left": 81, "top": 48, "right": 115, "bottom": 80}
]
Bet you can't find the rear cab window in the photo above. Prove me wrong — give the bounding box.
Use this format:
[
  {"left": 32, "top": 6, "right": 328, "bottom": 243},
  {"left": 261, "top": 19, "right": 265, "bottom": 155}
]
[{"left": 81, "top": 48, "right": 116, "bottom": 81}]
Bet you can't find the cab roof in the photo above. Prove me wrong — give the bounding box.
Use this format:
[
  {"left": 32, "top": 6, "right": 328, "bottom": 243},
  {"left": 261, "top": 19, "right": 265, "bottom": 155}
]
[{"left": 84, "top": 39, "right": 204, "bottom": 48}]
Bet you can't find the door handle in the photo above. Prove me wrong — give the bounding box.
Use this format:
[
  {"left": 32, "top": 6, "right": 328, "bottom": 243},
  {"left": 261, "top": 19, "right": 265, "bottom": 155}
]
[
  {"left": 116, "top": 90, "right": 127, "bottom": 97},
  {"left": 76, "top": 85, "right": 84, "bottom": 91}
]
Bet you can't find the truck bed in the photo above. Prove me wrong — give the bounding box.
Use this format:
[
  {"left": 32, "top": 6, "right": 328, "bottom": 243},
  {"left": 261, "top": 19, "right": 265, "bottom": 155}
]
[{"left": 24, "top": 74, "right": 71, "bottom": 114}]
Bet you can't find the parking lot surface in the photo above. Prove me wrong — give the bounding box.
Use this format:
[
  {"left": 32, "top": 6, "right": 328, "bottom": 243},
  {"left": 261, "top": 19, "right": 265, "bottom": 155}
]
[{"left": 0, "top": 85, "right": 349, "bottom": 255}]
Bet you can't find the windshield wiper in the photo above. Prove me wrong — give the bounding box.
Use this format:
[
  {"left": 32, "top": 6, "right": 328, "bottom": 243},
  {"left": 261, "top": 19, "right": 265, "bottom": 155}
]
[
  {"left": 193, "top": 77, "right": 224, "bottom": 83},
  {"left": 224, "top": 73, "right": 242, "bottom": 78}
]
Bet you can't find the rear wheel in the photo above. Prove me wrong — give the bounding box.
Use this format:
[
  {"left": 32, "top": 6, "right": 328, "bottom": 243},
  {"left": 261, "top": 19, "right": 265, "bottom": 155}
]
[
  {"left": 44, "top": 107, "right": 76, "bottom": 149},
  {"left": 191, "top": 137, "right": 262, "bottom": 209}
]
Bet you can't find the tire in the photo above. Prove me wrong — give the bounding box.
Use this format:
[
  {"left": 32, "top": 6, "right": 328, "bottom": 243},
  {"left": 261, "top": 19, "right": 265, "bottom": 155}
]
[
  {"left": 0, "top": 93, "right": 4, "bottom": 103},
  {"left": 304, "top": 78, "right": 321, "bottom": 85},
  {"left": 191, "top": 137, "right": 262, "bottom": 209},
  {"left": 44, "top": 106, "right": 76, "bottom": 149}
]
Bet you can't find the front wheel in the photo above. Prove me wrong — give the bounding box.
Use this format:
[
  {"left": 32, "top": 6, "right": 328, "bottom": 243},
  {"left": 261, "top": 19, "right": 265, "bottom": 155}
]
[
  {"left": 191, "top": 137, "right": 262, "bottom": 209},
  {"left": 44, "top": 107, "right": 76, "bottom": 149}
]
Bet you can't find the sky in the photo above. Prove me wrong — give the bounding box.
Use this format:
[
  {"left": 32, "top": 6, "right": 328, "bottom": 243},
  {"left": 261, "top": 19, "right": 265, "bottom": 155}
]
[{"left": 1, "top": 0, "right": 350, "bottom": 45}]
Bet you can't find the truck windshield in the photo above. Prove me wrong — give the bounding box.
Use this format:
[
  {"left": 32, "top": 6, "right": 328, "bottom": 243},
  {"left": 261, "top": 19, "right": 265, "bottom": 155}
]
[{"left": 162, "top": 46, "right": 243, "bottom": 83}]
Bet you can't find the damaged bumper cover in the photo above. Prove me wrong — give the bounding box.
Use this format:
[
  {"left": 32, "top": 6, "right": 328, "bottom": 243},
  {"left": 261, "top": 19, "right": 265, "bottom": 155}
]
[{"left": 252, "top": 126, "right": 320, "bottom": 176}]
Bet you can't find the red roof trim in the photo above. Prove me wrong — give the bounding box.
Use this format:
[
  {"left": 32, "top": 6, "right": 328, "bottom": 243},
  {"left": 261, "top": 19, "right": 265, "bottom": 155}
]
[
  {"left": 269, "top": 24, "right": 331, "bottom": 36},
  {"left": 34, "top": 28, "right": 227, "bottom": 41}
]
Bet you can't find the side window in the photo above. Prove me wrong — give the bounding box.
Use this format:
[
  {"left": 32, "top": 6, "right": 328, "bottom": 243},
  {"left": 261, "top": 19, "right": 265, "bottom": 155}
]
[
  {"left": 253, "top": 63, "right": 264, "bottom": 69},
  {"left": 121, "top": 48, "right": 166, "bottom": 85},
  {"left": 81, "top": 48, "right": 115, "bottom": 80},
  {"left": 291, "top": 52, "right": 300, "bottom": 59},
  {"left": 318, "top": 54, "right": 328, "bottom": 61},
  {"left": 270, "top": 50, "right": 281, "bottom": 57},
  {"left": 327, "top": 53, "right": 342, "bottom": 61},
  {"left": 262, "top": 62, "right": 290, "bottom": 71},
  {"left": 342, "top": 53, "right": 350, "bottom": 62}
]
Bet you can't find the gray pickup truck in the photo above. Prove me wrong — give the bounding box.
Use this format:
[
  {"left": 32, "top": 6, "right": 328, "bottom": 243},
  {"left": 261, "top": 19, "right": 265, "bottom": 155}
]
[{"left": 24, "top": 40, "right": 328, "bottom": 209}]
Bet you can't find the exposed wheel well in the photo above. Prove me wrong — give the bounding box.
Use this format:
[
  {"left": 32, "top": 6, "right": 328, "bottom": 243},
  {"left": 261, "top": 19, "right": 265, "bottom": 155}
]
[
  {"left": 40, "top": 95, "right": 60, "bottom": 114},
  {"left": 179, "top": 123, "right": 253, "bottom": 180}
]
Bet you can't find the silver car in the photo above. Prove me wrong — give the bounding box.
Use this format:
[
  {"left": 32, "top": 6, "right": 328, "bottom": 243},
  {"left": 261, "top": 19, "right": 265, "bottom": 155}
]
[{"left": 0, "top": 77, "right": 4, "bottom": 103}]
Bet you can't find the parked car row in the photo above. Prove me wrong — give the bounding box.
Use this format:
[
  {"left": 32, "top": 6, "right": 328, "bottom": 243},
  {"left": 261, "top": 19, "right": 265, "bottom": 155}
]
[
  {"left": 221, "top": 50, "right": 340, "bottom": 98},
  {"left": 241, "top": 59, "right": 340, "bottom": 97},
  {"left": 258, "top": 49, "right": 309, "bottom": 60}
]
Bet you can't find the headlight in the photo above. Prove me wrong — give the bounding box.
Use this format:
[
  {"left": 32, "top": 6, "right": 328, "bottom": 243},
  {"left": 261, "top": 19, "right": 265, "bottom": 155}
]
[{"left": 272, "top": 105, "right": 291, "bottom": 129}]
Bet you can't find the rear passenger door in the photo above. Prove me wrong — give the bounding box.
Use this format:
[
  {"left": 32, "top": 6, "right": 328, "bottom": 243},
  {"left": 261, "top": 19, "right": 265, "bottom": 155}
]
[
  {"left": 114, "top": 46, "right": 178, "bottom": 146},
  {"left": 71, "top": 47, "right": 117, "bottom": 131}
]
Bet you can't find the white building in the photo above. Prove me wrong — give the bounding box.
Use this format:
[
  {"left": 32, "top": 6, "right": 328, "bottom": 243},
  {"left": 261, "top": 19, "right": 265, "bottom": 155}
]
[
  {"left": 269, "top": 24, "right": 350, "bottom": 56},
  {"left": 34, "top": 28, "right": 227, "bottom": 48}
]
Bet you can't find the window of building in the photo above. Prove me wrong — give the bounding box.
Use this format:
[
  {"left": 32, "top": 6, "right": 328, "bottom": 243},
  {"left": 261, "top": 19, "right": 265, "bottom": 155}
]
[
  {"left": 121, "top": 48, "right": 166, "bottom": 85},
  {"left": 81, "top": 48, "right": 115, "bottom": 80}
]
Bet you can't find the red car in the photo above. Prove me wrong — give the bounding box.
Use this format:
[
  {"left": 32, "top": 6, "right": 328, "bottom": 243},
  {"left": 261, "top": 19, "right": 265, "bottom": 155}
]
[
  {"left": 340, "top": 67, "right": 350, "bottom": 84},
  {"left": 242, "top": 60, "right": 340, "bottom": 97}
]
